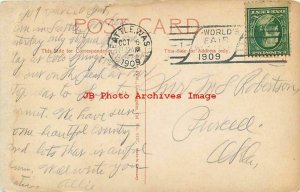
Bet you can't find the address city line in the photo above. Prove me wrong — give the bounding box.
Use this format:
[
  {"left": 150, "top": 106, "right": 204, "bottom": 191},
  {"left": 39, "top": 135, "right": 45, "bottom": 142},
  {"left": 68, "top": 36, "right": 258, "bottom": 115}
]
[{"left": 83, "top": 91, "right": 217, "bottom": 101}]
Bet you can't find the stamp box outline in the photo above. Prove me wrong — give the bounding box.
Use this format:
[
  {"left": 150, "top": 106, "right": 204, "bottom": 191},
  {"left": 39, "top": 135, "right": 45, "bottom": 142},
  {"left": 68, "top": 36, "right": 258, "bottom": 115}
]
[{"left": 246, "top": 6, "right": 290, "bottom": 56}]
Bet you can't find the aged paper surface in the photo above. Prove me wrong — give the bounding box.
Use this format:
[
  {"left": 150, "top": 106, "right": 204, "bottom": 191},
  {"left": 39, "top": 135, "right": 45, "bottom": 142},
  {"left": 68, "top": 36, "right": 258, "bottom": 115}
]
[{"left": 0, "top": 0, "right": 299, "bottom": 191}]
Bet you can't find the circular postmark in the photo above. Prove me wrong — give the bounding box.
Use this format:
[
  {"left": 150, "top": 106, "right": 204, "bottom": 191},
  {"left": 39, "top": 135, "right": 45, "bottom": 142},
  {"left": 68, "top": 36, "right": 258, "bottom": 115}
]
[{"left": 108, "top": 24, "right": 152, "bottom": 69}]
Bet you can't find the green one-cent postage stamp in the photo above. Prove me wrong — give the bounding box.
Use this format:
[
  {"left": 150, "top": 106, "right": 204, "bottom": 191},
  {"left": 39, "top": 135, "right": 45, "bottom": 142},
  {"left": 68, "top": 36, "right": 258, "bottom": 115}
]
[{"left": 247, "top": 7, "right": 289, "bottom": 56}]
